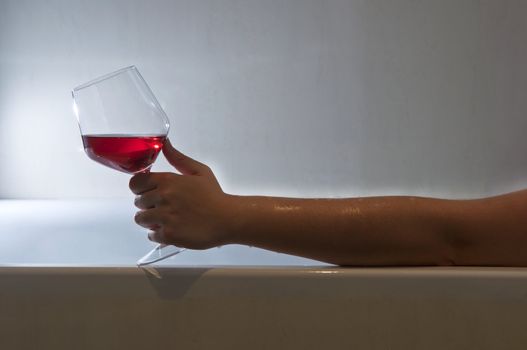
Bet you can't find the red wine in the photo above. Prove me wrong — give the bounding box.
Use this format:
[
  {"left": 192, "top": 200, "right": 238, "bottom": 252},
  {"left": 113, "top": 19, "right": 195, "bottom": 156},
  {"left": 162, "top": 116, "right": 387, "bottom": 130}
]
[{"left": 82, "top": 134, "right": 166, "bottom": 174}]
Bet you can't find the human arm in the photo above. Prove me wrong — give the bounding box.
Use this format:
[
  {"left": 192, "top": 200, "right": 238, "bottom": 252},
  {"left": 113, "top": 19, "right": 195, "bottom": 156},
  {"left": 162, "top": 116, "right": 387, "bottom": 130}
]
[
  {"left": 130, "top": 140, "right": 527, "bottom": 266},
  {"left": 224, "top": 190, "right": 527, "bottom": 266}
]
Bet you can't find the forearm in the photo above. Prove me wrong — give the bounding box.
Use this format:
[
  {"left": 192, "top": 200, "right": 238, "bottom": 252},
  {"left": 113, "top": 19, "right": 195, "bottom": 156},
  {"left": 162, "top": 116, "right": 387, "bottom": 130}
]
[
  {"left": 224, "top": 191, "right": 527, "bottom": 266},
  {"left": 225, "top": 195, "right": 454, "bottom": 266}
]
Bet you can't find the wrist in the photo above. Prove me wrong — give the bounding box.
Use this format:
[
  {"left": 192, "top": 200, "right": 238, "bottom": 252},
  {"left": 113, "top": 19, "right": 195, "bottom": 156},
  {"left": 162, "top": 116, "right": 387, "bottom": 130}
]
[{"left": 219, "top": 194, "right": 254, "bottom": 245}]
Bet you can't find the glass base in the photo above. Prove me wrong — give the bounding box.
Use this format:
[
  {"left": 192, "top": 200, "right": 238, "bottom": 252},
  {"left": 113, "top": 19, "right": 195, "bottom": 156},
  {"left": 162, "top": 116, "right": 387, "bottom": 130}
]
[{"left": 137, "top": 244, "right": 186, "bottom": 266}]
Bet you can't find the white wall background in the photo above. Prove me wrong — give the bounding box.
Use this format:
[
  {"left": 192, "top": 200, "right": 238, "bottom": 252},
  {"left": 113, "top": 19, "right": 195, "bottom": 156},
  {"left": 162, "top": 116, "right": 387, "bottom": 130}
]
[{"left": 1, "top": 0, "right": 526, "bottom": 199}]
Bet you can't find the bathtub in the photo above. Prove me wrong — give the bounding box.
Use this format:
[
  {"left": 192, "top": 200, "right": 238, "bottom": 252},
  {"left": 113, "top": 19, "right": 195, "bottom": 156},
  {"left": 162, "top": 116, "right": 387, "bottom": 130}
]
[{"left": 1, "top": 200, "right": 527, "bottom": 349}]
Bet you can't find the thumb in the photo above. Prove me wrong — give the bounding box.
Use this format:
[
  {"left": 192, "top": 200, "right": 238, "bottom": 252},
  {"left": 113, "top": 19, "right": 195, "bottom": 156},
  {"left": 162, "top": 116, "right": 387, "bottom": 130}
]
[{"left": 162, "top": 139, "right": 210, "bottom": 176}]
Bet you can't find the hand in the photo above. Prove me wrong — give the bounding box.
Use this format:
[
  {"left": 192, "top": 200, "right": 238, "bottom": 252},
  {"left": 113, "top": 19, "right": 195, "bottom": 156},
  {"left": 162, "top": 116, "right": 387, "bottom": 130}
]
[{"left": 129, "top": 139, "right": 234, "bottom": 249}]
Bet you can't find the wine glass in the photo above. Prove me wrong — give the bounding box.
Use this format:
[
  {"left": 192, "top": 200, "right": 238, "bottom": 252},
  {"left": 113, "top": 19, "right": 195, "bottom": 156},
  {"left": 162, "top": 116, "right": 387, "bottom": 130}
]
[{"left": 72, "top": 65, "right": 185, "bottom": 266}]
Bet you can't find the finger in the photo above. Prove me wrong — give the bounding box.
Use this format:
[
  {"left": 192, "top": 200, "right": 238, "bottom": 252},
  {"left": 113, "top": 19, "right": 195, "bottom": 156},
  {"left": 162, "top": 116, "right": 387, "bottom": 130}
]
[
  {"left": 163, "top": 139, "right": 211, "bottom": 176},
  {"left": 134, "top": 208, "right": 166, "bottom": 228},
  {"left": 129, "top": 173, "right": 157, "bottom": 195},
  {"left": 147, "top": 230, "right": 171, "bottom": 245},
  {"left": 134, "top": 192, "right": 162, "bottom": 209}
]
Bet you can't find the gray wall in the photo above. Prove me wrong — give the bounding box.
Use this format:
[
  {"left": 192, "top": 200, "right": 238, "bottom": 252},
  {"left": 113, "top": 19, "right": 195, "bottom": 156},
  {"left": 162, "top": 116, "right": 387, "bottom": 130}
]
[{"left": 1, "top": 0, "right": 526, "bottom": 199}]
